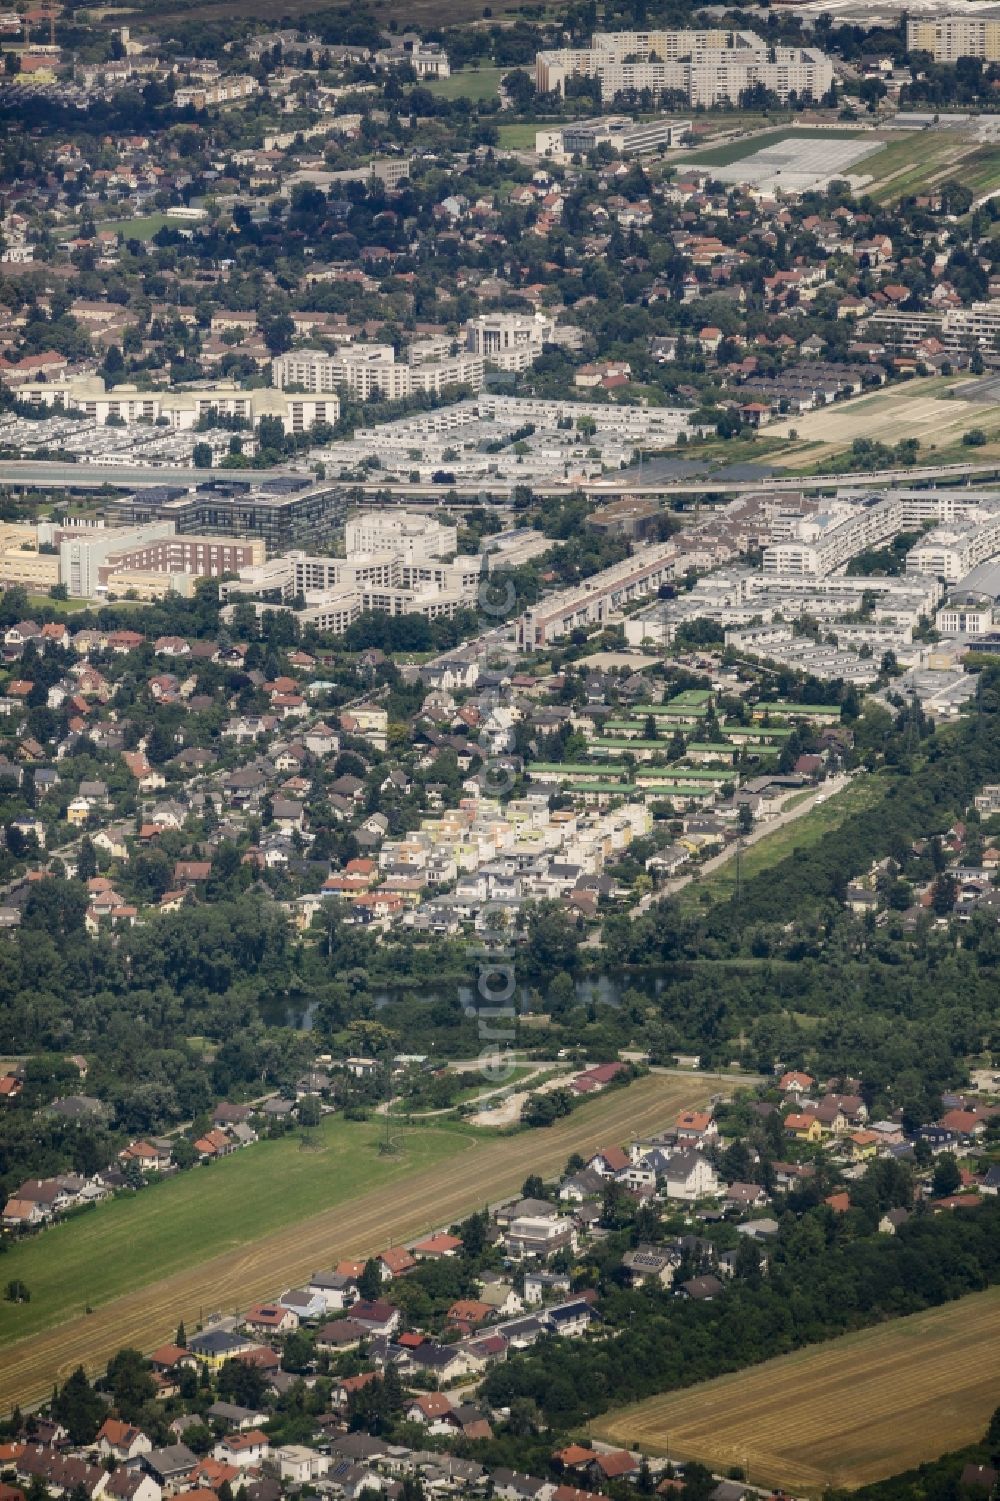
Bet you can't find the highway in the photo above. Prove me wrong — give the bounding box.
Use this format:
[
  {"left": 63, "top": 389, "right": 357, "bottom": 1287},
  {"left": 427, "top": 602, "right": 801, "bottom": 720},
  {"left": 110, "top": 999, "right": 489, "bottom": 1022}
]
[{"left": 2, "top": 457, "right": 1000, "bottom": 497}]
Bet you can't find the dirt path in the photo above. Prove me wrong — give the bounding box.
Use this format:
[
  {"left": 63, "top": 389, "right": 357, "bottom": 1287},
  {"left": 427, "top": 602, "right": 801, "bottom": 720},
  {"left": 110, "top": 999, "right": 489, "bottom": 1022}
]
[{"left": 0, "top": 1074, "right": 723, "bottom": 1413}]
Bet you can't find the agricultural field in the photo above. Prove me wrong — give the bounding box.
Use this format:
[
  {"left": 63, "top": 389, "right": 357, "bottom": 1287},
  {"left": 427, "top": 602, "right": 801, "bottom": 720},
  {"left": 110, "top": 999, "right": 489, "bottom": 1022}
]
[
  {"left": 684, "top": 126, "right": 870, "bottom": 169},
  {"left": 767, "top": 375, "right": 1000, "bottom": 467},
  {"left": 854, "top": 121, "right": 1000, "bottom": 203},
  {"left": 0, "top": 1072, "right": 727, "bottom": 1411},
  {"left": 593, "top": 1287, "right": 1000, "bottom": 1495}
]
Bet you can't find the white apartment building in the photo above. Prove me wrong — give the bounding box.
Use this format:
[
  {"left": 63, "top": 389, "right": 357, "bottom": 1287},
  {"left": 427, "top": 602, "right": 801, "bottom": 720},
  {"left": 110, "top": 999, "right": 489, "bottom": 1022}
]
[
  {"left": 907, "top": 512, "right": 1000, "bottom": 582},
  {"left": 376, "top": 39, "right": 450, "bottom": 76},
  {"left": 221, "top": 508, "right": 480, "bottom": 635},
  {"left": 464, "top": 313, "right": 554, "bottom": 372},
  {"left": 907, "top": 15, "right": 1000, "bottom": 61},
  {"left": 536, "top": 29, "right": 832, "bottom": 105},
  {"left": 272, "top": 344, "right": 484, "bottom": 399},
  {"left": 546, "top": 114, "right": 692, "bottom": 156},
  {"left": 18, "top": 376, "right": 339, "bottom": 436},
  {"left": 479, "top": 392, "right": 694, "bottom": 440},
  {"left": 763, "top": 495, "right": 903, "bottom": 578},
  {"left": 271, "top": 348, "right": 343, "bottom": 394},
  {"left": 344, "top": 511, "right": 457, "bottom": 560},
  {"left": 173, "top": 75, "right": 257, "bottom": 107},
  {"left": 935, "top": 598, "right": 995, "bottom": 634}
]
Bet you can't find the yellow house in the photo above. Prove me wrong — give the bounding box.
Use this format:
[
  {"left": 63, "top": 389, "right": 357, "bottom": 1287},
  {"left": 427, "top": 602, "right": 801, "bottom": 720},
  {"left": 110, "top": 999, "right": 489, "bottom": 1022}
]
[
  {"left": 66, "top": 797, "right": 90, "bottom": 827},
  {"left": 847, "top": 1130, "right": 878, "bottom": 1160},
  {"left": 785, "top": 1112, "right": 823, "bottom": 1143}
]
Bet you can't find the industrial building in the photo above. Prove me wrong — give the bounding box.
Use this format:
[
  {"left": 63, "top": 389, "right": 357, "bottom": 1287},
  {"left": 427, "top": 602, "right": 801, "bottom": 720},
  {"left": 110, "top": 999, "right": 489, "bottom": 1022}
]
[
  {"left": 101, "top": 477, "right": 348, "bottom": 554},
  {"left": 536, "top": 115, "right": 692, "bottom": 157}
]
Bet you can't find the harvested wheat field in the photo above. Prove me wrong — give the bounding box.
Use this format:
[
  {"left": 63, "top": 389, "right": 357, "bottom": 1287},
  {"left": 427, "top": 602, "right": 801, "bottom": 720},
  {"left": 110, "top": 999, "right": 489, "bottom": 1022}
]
[
  {"left": 593, "top": 1287, "right": 1000, "bottom": 1495},
  {"left": 0, "top": 1071, "right": 722, "bottom": 1414}
]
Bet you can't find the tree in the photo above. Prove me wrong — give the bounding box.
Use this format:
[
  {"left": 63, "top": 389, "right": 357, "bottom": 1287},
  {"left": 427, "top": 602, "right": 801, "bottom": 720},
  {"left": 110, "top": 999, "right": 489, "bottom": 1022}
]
[
  {"left": 76, "top": 837, "right": 98, "bottom": 882},
  {"left": 5, "top": 1279, "right": 29, "bottom": 1302},
  {"left": 176, "top": 1321, "right": 186, "bottom": 1347},
  {"left": 297, "top": 1093, "right": 321, "bottom": 1128},
  {"left": 280, "top": 1328, "right": 315, "bottom": 1373},
  {"left": 53, "top": 1366, "right": 105, "bottom": 1444},
  {"left": 357, "top": 1258, "right": 383, "bottom": 1302},
  {"left": 932, "top": 1152, "right": 961, "bottom": 1198},
  {"left": 521, "top": 1174, "right": 546, "bottom": 1201},
  {"left": 192, "top": 442, "right": 213, "bottom": 469},
  {"left": 217, "top": 1358, "right": 265, "bottom": 1407},
  {"left": 931, "top": 872, "right": 956, "bottom": 916},
  {"left": 105, "top": 1348, "right": 156, "bottom": 1419}
]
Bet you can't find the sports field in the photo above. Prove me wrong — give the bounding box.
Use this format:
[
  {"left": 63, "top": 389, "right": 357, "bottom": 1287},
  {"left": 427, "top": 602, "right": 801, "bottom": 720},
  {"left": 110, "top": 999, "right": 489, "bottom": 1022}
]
[
  {"left": 427, "top": 66, "right": 505, "bottom": 102},
  {"left": 0, "top": 1072, "right": 723, "bottom": 1412},
  {"left": 593, "top": 1287, "right": 1000, "bottom": 1494}
]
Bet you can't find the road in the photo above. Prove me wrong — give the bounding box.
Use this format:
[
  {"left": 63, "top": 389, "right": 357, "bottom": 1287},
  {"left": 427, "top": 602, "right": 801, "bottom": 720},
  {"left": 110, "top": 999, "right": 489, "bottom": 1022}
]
[
  {"left": 1, "top": 458, "right": 999, "bottom": 497},
  {"left": 654, "top": 771, "right": 853, "bottom": 907}
]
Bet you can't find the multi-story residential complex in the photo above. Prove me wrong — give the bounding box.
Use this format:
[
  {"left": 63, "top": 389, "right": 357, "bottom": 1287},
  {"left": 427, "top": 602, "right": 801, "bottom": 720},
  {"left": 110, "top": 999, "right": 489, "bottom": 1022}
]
[
  {"left": 220, "top": 509, "right": 481, "bottom": 631},
  {"left": 625, "top": 571, "right": 942, "bottom": 646},
  {"left": 18, "top": 377, "right": 340, "bottom": 436},
  {"left": 762, "top": 494, "right": 903, "bottom": 578},
  {"left": 464, "top": 313, "right": 554, "bottom": 372},
  {"left": 936, "top": 596, "right": 996, "bottom": 635},
  {"left": 907, "top": 513, "right": 1000, "bottom": 582},
  {"left": 272, "top": 344, "right": 484, "bottom": 399},
  {"left": 867, "top": 302, "right": 1000, "bottom": 362},
  {"left": 270, "top": 348, "right": 344, "bottom": 394},
  {"left": 537, "top": 115, "right": 692, "bottom": 157},
  {"left": 103, "top": 477, "right": 348, "bottom": 553},
  {"left": 906, "top": 15, "right": 1000, "bottom": 61},
  {"left": 762, "top": 491, "right": 1000, "bottom": 580},
  {"left": 57, "top": 524, "right": 265, "bottom": 599},
  {"left": 173, "top": 75, "right": 258, "bottom": 107},
  {"left": 535, "top": 29, "right": 833, "bottom": 106},
  {"left": 517, "top": 542, "right": 682, "bottom": 647}
]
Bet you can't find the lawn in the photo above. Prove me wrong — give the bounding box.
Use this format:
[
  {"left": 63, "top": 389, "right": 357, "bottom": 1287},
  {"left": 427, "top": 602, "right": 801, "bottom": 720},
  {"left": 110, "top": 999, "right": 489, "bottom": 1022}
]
[
  {"left": 0, "top": 1115, "right": 465, "bottom": 1347},
  {"left": 681, "top": 776, "right": 884, "bottom": 909},
  {"left": 25, "top": 593, "right": 92, "bottom": 614},
  {"left": 592, "top": 1287, "right": 1000, "bottom": 1495},
  {"left": 497, "top": 122, "right": 542, "bottom": 150},
  {"left": 95, "top": 212, "right": 175, "bottom": 241},
  {"left": 427, "top": 66, "right": 505, "bottom": 102},
  {"left": 682, "top": 126, "right": 867, "bottom": 168}
]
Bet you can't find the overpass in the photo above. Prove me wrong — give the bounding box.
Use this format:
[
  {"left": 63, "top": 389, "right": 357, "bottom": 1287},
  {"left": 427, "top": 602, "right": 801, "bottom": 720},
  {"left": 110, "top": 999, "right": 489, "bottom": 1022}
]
[{"left": 2, "top": 458, "right": 1000, "bottom": 500}]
